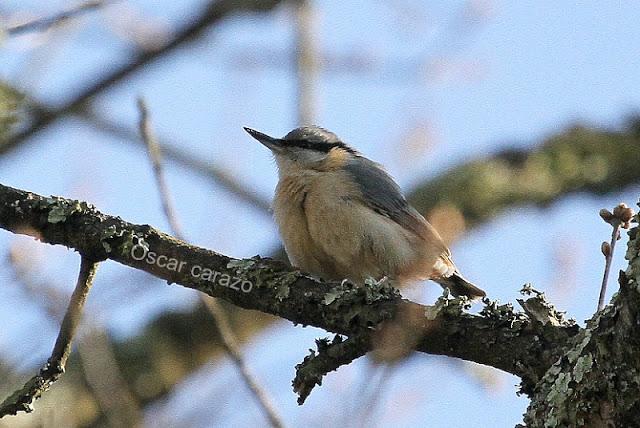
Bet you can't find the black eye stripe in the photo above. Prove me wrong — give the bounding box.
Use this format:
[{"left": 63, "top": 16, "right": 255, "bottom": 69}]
[{"left": 282, "top": 139, "right": 357, "bottom": 154}]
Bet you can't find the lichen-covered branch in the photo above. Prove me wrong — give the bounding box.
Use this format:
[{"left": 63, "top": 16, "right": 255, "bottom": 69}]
[
  {"left": 408, "top": 119, "right": 640, "bottom": 227},
  {"left": 0, "top": 183, "right": 578, "bottom": 398},
  {"left": 521, "top": 211, "right": 640, "bottom": 427},
  {"left": 293, "top": 335, "right": 369, "bottom": 405}
]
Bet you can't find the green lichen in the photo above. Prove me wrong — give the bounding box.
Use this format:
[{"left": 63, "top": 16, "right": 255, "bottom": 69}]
[
  {"left": 226, "top": 258, "right": 257, "bottom": 271},
  {"left": 362, "top": 277, "right": 400, "bottom": 303},
  {"left": 322, "top": 289, "right": 341, "bottom": 305},
  {"left": 45, "top": 199, "right": 92, "bottom": 224},
  {"left": 424, "top": 288, "right": 472, "bottom": 320},
  {"left": 547, "top": 372, "right": 572, "bottom": 405},
  {"left": 573, "top": 354, "right": 593, "bottom": 383},
  {"left": 226, "top": 256, "right": 302, "bottom": 296},
  {"left": 518, "top": 284, "right": 575, "bottom": 327}
]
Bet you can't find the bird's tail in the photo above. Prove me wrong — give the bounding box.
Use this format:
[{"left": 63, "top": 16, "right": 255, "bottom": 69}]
[{"left": 433, "top": 271, "right": 486, "bottom": 300}]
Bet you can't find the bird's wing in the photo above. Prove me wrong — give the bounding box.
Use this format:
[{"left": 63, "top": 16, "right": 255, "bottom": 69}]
[{"left": 344, "top": 156, "right": 448, "bottom": 251}]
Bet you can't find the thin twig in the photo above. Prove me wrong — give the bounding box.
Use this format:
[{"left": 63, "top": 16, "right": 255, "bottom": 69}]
[
  {"left": 598, "top": 203, "right": 635, "bottom": 311},
  {"left": 8, "top": 93, "right": 271, "bottom": 213},
  {"left": 0, "top": 257, "right": 99, "bottom": 418},
  {"left": 598, "top": 224, "right": 620, "bottom": 312},
  {"left": 136, "top": 98, "right": 284, "bottom": 428},
  {"left": 137, "top": 98, "right": 183, "bottom": 236},
  {"left": 77, "top": 328, "right": 142, "bottom": 427},
  {"left": 7, "top": 245, "right": 141, "bottom": 425},
  {"left": 5, "top": 1, "right": 110, "bottom": 36}
]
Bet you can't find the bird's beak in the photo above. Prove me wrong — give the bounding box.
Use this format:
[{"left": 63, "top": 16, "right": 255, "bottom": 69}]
[{"left": 244, "top": 127, "right": 284, "bottom": 152}]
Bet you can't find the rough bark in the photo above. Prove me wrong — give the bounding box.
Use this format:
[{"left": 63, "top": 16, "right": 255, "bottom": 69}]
[{"left": 522, "top": 234, "right": 640, "bottom": 426}]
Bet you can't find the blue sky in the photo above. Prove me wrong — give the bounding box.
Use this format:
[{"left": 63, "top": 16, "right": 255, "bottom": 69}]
[{"left": 1, "top": 1, "right": 640, "bottom": 426}]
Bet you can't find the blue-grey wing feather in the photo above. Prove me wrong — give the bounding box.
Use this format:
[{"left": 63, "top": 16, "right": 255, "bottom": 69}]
[{"left": 344, "top": 157, "right": 440, "bottom": 243}]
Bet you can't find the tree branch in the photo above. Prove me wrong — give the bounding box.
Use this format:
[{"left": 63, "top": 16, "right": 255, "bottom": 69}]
[
  {"left": 293, "top": 334, "right": 369, "bottom": 405},
  {"left": 0, "top": 182, "right": 579, "bottom": 398},
  {"left": 82, "top": 107, "right": 272, "bottom": 213},
  {"left": 0, "top": 257, "right": 99, "bottom": 417}
]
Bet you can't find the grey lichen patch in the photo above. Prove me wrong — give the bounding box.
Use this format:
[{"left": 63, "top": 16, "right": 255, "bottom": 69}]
[
  {"left": 362, "top": 277, "right": 400, "bottom": 304},
  {"left": 572, "top": 354, "right": 593, "bottom": 383},
  {"left": 547, "top": 372, "right": 573, "bottom": 405},
  {"left": 321, "top": 278, "right": 400, "bottom": 308},
  {"left": 227, "top": 256, "right": 301, "bottom": 296},
  {"left": 425, "top": 288, "right": 471, "bottom": 320},
  {"left": 92, "top": 225, "right": 141, "bottom": 260},
  {"left": 226, "top": 258, "right": 257, "bottom": 272},
  {"left": 518, "top": 284, "right": 576, "bottom": 327},
  {"left": 314, "top": 278, "right": 401, "bottom": 332},
  {"left": 98, "top": 224, "right": 135, "bottom": 255},
  {"left": 322, "top": 289, "right": 341, "bottom": 305},
  {"left": 565, "top": 330, "right": 592, "bottom": 363},
  {"left": 44, "top": 198, "right": 93, "bottom": 224},
  {"left": 480, "top": 298, "right": 520, "bottom": 321}
]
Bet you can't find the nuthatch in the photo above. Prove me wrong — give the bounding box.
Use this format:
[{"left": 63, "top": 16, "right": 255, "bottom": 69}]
[{"left": 244, "top": 126, "right": 486, "bottom": 299}]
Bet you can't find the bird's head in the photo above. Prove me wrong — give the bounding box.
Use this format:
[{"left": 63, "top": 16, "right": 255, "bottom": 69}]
[{"left": 244, "top": 126, "right": 358, "bottom": 176}]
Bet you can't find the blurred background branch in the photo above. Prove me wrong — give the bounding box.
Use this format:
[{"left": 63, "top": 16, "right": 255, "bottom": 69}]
[
  {"left": 409, "top": 118, "right": 640, "bottom": 229},
  {"left": 4, "top": 0, "right": 111, "bottom": 37}
]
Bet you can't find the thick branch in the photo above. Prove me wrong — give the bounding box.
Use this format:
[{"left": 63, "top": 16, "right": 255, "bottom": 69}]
[{"left": 0, "top": 183, "right": 578, "bottom": 390}]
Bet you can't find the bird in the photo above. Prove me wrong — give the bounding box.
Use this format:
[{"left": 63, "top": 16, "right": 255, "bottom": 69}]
[{"left": 244, "top": 125, "right": 486, "bottom": 299}]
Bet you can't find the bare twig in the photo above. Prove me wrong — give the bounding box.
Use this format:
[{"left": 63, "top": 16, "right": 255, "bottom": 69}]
[
  {"left": 200, "top": 297, "right": 284, "bottom": 426},
  {"left": 598, "top": 203, "right": 635, "bottom": 311},
  {"left": 0, "top": 257, "right": 99, "bottom": 418},
  {"left": 8, "top": 94, "right": 271, "bottom": 213},
  {"left": 137, "top": 99, "right": 284, "bottom": 428},
  {"left": 5, "top": 1, "right": 110, "bottom": 36},
  {"left": 598, "top": 225, "right": 620, "bottom": 312},
  {"left": 8, "top": 245, "right": 141, "bottom": 425},
  {"left": 137, "top": 98, "right": 183, "bottom": 236},
  {"left": 358, "top": 364, "right": 393, "bottom": 428}
]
